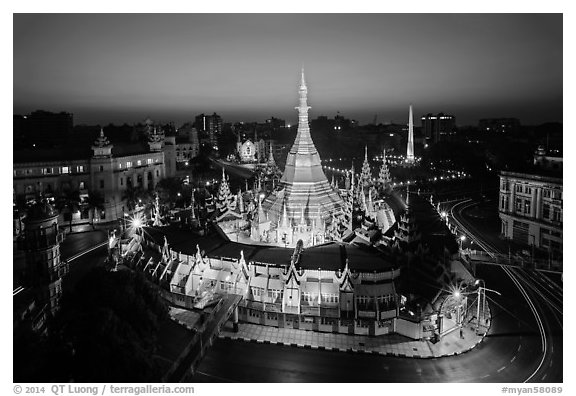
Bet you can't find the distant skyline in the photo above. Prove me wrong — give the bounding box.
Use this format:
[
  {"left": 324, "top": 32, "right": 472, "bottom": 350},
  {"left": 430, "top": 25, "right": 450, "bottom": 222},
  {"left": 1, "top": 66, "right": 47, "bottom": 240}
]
[{"left": 13, "top": 14, "right": 562, "bottom": 126}]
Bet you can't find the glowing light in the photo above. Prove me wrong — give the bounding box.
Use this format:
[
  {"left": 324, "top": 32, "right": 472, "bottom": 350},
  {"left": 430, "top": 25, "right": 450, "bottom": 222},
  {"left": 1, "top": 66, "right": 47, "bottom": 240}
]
[{"left": 132, "top": 217, "right": 142, "bottom": 228}]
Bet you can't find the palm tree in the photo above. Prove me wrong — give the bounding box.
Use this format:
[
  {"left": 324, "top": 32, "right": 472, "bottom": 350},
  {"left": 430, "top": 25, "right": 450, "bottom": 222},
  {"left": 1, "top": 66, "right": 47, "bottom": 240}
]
[{"left": 55, "top": 190, "right": 81, "bottom": 232}]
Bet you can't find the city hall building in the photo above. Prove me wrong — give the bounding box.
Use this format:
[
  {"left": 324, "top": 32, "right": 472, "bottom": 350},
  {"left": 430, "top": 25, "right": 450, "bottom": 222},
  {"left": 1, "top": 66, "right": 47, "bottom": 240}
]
[{"left": 13, "top": 127, "right": 175, "bottom": 229}]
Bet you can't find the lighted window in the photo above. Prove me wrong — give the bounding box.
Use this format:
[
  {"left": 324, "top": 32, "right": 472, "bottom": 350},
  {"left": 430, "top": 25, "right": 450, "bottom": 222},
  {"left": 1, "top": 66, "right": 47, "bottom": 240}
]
[
  {"left": 61, "top": 166, "right": 69, "bottom": 174},
  {"left": 78, "top": 165, "right": 85, "bottom": 173},
  {"left": 79, "top": 181, "right": 85, "bottom": 190},
  {"left": 126, "top": 161, "right": 132, "bottom": 168},
  {"left": 118, "top": 163, "right": 122, "bottom": 169},
  {"left": 147, "top": 158, "right": 152, "bottom": 165},
  {"left": 137, "top": 160, "right": 142, "bottom": 166}
]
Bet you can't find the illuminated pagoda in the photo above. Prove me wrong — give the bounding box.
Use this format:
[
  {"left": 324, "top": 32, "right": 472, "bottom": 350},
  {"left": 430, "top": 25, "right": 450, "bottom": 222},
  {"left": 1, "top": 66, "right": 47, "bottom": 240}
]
[
  {"left": 378, "top": 148, "right": 392, "bottom": 190},
  {"left": 261, "top": 69, "right": 345, "bottom": 238}
]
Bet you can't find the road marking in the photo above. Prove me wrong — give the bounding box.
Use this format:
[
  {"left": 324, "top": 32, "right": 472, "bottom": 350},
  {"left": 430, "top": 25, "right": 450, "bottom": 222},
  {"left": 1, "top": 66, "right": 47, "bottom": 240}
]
[
  {"left": 542, "top": 373, "right": 548, "bottom": 380},
  {"left": 497, "top": 366, "right": 506, "bottom": 373},
  {"left": 13, "top": 286, "right": 25, "bottom": 296},
  {"left": 517, "top": 344, "right": 522, "bottom": 352},
  {"left": 481, "top": 374, "right": 490, "bottom": 379},
  {"left": 510, "top": 356, "right": 516, "bottom": 363}
]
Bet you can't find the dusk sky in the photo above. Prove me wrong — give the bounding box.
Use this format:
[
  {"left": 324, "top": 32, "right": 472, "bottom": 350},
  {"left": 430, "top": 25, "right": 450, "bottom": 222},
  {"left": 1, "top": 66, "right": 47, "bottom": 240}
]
[{"left": 13, "top": 13, "right": 562, "bottom": 126}]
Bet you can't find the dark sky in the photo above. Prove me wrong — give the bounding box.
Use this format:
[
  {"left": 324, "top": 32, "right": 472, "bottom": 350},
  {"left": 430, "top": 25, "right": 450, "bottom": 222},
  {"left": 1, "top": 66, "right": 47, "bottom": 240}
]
[{"left": 13, "top": 14, "right": 562, "bottom": 126}]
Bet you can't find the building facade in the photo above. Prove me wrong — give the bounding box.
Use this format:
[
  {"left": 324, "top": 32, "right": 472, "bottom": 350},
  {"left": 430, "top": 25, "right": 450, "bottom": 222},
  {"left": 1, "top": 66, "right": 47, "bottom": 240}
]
[
  {"left": 13, "top": 128, "right": 173, "bottom": 227},
  {"left": 499, "top": 167, "right": 562, "bottom": 259},
  {"left": 421, "top": 113, "right": 456, "bottom": 143},
  {"left": 195, "top": 112, "right": 223, "bottom": 149}
]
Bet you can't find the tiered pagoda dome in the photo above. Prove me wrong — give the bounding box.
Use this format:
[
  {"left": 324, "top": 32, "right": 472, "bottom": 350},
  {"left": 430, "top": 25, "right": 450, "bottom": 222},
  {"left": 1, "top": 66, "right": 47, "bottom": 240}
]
[{"left": 262, "top": 70, "right": 345, "bottom": 226}]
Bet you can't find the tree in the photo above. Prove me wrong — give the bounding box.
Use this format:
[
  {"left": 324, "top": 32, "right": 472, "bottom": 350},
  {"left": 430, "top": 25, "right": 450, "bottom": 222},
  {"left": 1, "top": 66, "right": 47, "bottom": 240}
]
[
  {"left": 18, "top": 267, "right": 171, "bottom": 382},
  {"left": 155, "top": 177, "right": 183, "bottom": 205},
  {"left": 121, "top": 185, "right": 152, "bottom": 212}
]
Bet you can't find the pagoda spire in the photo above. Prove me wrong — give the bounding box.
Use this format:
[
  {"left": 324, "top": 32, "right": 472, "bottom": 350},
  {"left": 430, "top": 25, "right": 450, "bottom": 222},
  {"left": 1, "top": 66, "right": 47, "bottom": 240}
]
[
  {"left": 378, "top": 148, "right": 392, "bottom": 189},
  {"left": 360, "top": 146, "right": 372, "bottom": 186},
  {"left": 261, "top": 69, "right": 345, "bottom": 227},
  {"left": 406, "top": 104, "right": 415, "bottom": 164}
]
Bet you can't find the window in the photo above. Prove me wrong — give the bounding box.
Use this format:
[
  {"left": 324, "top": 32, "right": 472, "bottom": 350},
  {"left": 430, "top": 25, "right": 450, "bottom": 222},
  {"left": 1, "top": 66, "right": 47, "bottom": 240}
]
[
  {"left": 525, "top": 186, "right": 532, "bottom": 194},
  {"left": 120, "top": 178, "right": 124, "bottom": 186},
  {"left": 552, "top": 207, "right": 561, "bottom": 222},
  {"left": 156, "top": 170, "right": 159, "bottom": 177},
  {"left": 524, "top": 200, "right": 531, "bottom": 215},
  {"left": 501, "top": 180, "right": 509, "bottom": 191},
  {"left": 99, "top": 180, "right": 104, "bottom": 189},
  {"left": 543, "top": 203, "right": 550, "bottom": 219},
  {"left": 515, "top": 184, "right": 522, "bottom": 193},
  {"left": 43, "top": 168, "right": 52, "bottom": 175},
  {"left": 118, "top": 163, "right": 122, "bottom": 169},
  {"left": 515, "top": 198, "right": 522, "bottom": 212},
  {"left": 137, "top": 160, "right": 142, "bottom": 166},
  {"left": 79, "top": 181, "right": 85, "bottom": 190},
  {"left": 61, "top": 166, "right": 69, "bottom": 174},
  {"left": 126, "top": 161, "right": 132, "bottom": 168},
  {"left": 553, "top": 190, "right": 562, "bottom": 200},
  {"left": 78, "top": 165, "right": 85, "bottom": 173},
  {"left": 251, "top": 287, "right": 263, "bottom": 297},
  {"left": 99, "top": 165, "right": 104, "bottom": 172},
  {"left": 147, "top": 158, "right": 153, "bottom": 165},
  {"left": 543, "top": 189, "right": 551, "bottom": 198}
]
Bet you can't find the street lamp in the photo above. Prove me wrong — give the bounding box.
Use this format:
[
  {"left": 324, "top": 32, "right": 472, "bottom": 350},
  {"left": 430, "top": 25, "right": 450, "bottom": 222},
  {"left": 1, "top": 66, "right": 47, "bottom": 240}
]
[
  {"left": 441, "top": 211, "right": 448, "bottom": 223},
  {"left": 473, "top": 279, "right": 501, "bottom": 333},
  {"left": 459, "top": 235, "right": 466, "bottom": 250}
]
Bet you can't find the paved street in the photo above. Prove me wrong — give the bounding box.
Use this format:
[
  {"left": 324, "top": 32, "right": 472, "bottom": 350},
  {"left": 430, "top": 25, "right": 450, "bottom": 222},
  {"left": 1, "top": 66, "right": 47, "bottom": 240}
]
[{"left": 190, "top": 262, "right": 558, "bottom": 383}]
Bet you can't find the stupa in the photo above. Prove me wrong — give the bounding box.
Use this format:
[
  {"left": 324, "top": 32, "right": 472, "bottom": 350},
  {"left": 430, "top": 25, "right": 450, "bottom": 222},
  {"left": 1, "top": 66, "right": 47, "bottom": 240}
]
[{"left": 262, "top": 69, "right": 345, "bottom": 226}]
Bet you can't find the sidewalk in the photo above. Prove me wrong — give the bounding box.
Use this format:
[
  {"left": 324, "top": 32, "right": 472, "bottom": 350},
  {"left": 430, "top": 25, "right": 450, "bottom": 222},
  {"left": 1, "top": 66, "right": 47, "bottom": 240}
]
[
  {"left": 170, "top": 306, "right": 491, "bottom": 359},
  {"left": 216, "top": 320, "right": 489, "bottom": 359}
]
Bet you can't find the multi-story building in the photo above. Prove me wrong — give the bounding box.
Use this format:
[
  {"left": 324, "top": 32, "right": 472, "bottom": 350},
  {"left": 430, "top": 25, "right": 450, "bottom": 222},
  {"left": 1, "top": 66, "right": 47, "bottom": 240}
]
[
  {"left": 195, "top": 112, "right": 223, "bottom": 149},
  {"left": 421, "top": 113, "right": 456, "bottom": 143},
  {"left": 498, "top": 147, "right": 562, "bottom": 259},
  {"left": 13, "top": 128, "right": 173, "bottom": 227},
  {"left": 175, "top": 123, "right": 200, "bottom": 163}
]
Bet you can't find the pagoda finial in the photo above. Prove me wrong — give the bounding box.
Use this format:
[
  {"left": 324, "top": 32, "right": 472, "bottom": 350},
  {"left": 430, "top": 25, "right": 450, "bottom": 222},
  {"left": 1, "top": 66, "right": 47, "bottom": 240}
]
[
  {"left": 300, "top": 67, "right": 306, "bottom": 88},
  {"left": 365, "top": 145, "right": 368, "bottom": 161},
  {"left": 222, "top": 166, "right": 226, "bottom": 181}
]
